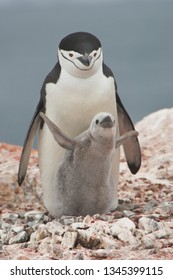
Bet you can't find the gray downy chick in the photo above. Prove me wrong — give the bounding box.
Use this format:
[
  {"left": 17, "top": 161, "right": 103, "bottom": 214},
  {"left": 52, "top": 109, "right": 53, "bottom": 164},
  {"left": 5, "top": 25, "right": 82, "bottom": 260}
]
[{"left": 40, "top": 112, "right": 138, "bottom": 218}]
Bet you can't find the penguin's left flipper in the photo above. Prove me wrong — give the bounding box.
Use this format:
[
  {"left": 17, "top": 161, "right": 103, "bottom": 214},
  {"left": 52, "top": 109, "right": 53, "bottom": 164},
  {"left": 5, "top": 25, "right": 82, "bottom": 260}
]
[
  {"left": 18, "top": 99, "right": 43, "bottom": 186},
  {"left": 116, "top": 93, "right": 141, "bottom": 174}
]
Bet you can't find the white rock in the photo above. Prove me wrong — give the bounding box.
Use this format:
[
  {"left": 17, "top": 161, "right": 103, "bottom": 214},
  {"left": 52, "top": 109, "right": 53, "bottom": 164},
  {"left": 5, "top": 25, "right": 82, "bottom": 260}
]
[
  {"left": 25, "top": 211, "right": 45, "bottom": 222},
  {"left": 71, "top": 222, "right": 87, "bottom": 230},
  {"left": 111, "top": 217, "right": 136, "bottom": 236},
  {"left": 134, "top": 229, "right": 145, "bottom": 239},
  {"left": 30, "top": 224, "right": 50, "bottom": 241},
  {"left": 11, "top": 225, "right": 24, "bottom": 234},
  {"left": 83, "top": 215, "right": 93, "bottom": 226},
  {"left": 164, "top": 221, "right": 173, "bottom": 229},
  {"left": 61, "top": 231, "right": 78, "bottom": 249},
  {"left": 1, "top": 213, "right": 19, "bottom": 221},
  {"left": 100, "top": 235, "right": 119, "bottom": 249},
  {"left": 0, "top": 230, "right": 7, "bottom": 244},
  {"left": 138, "top": 217, "right": 163, "bottom": 234},
  {"left": 141, "top": 234, "right": 156, "bottom": 249},
  {"left": 118, "top": 230, "right": 137, "bottom": 245},
  {"left": 0, "top": 240, "right": 2, "bottom": 253},
  {"left": 123, "top": 210, "right": 135, "bottom": 218},
  {"left": 91, "top": 221, "right": 110, "bottom": 235},
  {"left": 38, "top": 237, "right": 51, "bottom": 256},
  {"left": 141, "top": 228, "right": 171, "bottom": 250},
  {"left": 46, "top": 220, "right": 65, "bottom": 236},
  {"left": 1, "top": 222, "right": 11, "bottom": 230},
  {"left": 110, "top": 224, "right": 122, "bottom": 237},
  {"left": 153, "top": 228, "right": 172, "bottom": 239},
  {"left": 77, "top": 227, "right": 100, "bottom": 249},
  {"left": 58, "top": 216, "right": 77, "bottom": 225},
  {"left": 9, "top": 231, "right": 29, "bottom": 245},
  {"left": 38, "top": 235, "right": 63, "bottom": 258}
]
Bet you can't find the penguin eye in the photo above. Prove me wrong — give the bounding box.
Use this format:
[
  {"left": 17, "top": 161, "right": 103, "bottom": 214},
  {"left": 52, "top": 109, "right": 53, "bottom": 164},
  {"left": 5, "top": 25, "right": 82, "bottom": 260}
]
[
  {"left": 69, "top": 53, "right": 73, "bottom": 57},
  {"left": 95, "top": 119, "right": 99, "bottom": 125},
  {"left": 93, "top": 52, "right": 97, "bottom": 57}
]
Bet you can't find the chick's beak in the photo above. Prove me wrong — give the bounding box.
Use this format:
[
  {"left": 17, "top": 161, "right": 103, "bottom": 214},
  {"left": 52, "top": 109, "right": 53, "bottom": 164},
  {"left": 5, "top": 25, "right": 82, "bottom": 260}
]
[{"left": 100, "top": 116, "right": 114, "bottom": 128}]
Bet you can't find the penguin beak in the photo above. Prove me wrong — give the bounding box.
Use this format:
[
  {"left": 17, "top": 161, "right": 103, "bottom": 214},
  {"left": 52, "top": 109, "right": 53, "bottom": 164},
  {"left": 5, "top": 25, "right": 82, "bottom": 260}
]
[
  {"left": 100, "top": 116, "right": 114, "bottom": 128},
  {"left": 77, "top": 53, "right": 92, "bottom": 66}
]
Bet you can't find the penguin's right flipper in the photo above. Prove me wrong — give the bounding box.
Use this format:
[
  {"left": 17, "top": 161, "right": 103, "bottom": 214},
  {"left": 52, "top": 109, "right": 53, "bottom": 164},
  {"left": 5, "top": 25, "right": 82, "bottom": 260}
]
[
  {"left": 18, "top": 63, "right": 61, "bottom": 186},
  {"left": 18, "top": 99, "right": 43, "bottom": 186}
]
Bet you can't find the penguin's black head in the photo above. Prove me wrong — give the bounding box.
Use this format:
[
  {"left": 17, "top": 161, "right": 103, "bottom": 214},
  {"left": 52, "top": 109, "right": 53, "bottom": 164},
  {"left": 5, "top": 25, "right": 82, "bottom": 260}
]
[
  {"left": 58, "top": 32, "right": 103, "bottom": 78},
  {"left": 59, "top": 32, "right": 101, "bottom": 54}
]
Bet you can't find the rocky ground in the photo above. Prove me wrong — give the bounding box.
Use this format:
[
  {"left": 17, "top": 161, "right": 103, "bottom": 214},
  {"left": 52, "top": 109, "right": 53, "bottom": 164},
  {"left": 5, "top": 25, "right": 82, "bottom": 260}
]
[{"left": 0, "top": 108, "right": 173, "bottom": 260}]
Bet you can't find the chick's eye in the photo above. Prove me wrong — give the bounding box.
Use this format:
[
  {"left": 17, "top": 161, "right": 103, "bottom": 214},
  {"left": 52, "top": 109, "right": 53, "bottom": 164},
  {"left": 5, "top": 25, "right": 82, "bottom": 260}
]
[
  {"left": 95, "top": 119, "right": 99, "bottom": 125},
  {"left": 69, "top": 53, "right": 73, "bottom": 57}
]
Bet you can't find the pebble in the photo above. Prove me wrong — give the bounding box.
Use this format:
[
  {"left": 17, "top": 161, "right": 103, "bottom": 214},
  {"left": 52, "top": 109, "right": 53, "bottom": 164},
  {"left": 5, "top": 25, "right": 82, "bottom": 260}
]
[
  {"left": 46, "top": 220, "right": 65, "bottom": 236},
  {"left": 1, "top": 213, "right": 19, "bottom": 222},
  {"left": 93, "top": 213, "right": 114, "bottom": 222},
  {"left": 30, "top": 224, "right": 50, "bottom": 241},
  {"left": 90, "top": 249, "right": 112, "bottom": 259},
  {"left": 164, "top": 222, "right": 173, "bottom": 229},
  {"left": 70, "top": 252, "right": 84, "bottom": 260},
  {"left": 0, "top": 230, "right": 7, "bottom": 244},
  {"left": 110, "top": 224, "right": 122, "bottom": 237},
  {"left": 0, "top": 240, "right": 2, "bottom": 253},
  {"left": 61, "top": 231, "right": 78, "bottom": 249},
  {"left": 9, "top": 231, "right": 29, "bottom": 245},
  {"left": 90, "top": 221, "right": 110, "bottom": 235},
  {"left": 117, "top": 230, "right": 138, "bottom": 245},
  {"left": 123, "top": 210, "right": 135, "bottom": 218},
  {"left": 38, "top": 236, "right": 63, "bottom": 259},
  {"left": 153, "top": 228, "right": 171, "bottom": 239},
  {"left": 71, "top": 222, "right": 89, "bottom": 230},
  {"left": 138, "top": 217, "right": 163, "bottom": 234},
  {"left": 0, "top": 222, "right": 11, "bottom": 230},
  {"left": 11, "top": 225, "right": 25, "bottom": 234},
  {"left": 111, "top": 217, "right": 136, "bottom": 236},
  {"left": 58, "top": 216, "right": 82, "bottom": 226},
  {"left": 155, "top": 238, "right": 173, "bottom": 249},
  {"left": 141, "top": 234, "right": 156, "bottom": 249},
  {"left": 143, "top": 199, "right": 158, "bottom": 212},
  {"left": 77, "top": 227, "right": 100, "bottom": 249},
  {"left": 155, "top": 202, "right": 173, "bottom": 215},
  {"left": 141, "top": 228, "right": 171, "bottom": 249},
  {"left": 100, "top": 235, "right": 119, "bottom": 249},
  {"left": 24, "top": 211, "right": 46, "bottom": 223},
  {"left": 38, "top": 237, "right": 52, "bottom": 256},
  {"left": 111, "top": 211, "right": 124, "bottom": 219},
  {"left": 83, "top": 215, "right": 93, "bottom": 225},
  {"left": 51, "top": 240, "right": 63, "bottom": 259},
  {"left": 134, "top": 229, "right": 145, "bottom": 239}
]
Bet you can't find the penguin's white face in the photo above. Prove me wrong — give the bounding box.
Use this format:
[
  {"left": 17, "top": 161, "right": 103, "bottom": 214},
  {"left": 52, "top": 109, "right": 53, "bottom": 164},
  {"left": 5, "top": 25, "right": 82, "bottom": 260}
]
[
  {"left": 58, "top": 47, "right": 103, "bottom": 78},
  {"left": 90, "top": 112, "right": 117, "bottom": 144}
]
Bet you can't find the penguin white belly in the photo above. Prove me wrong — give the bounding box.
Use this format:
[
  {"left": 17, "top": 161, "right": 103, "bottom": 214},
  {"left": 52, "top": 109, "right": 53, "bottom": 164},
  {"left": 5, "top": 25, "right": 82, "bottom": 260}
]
[{"left": 38, "top": 71, "right": 119, "bottom": 216}]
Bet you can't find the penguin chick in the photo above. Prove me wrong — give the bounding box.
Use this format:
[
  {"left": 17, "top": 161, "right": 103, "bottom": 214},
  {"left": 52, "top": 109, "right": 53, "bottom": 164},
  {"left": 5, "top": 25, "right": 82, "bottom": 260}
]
[{"left": 40, "top": 112, "right": 138, "bottom": 218}]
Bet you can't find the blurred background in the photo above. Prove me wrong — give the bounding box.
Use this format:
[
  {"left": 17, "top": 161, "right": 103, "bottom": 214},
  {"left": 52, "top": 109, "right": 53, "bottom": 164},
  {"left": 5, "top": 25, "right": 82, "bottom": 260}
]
[{"left": 0, "top": 0, "right": 172, "bottom": 146}]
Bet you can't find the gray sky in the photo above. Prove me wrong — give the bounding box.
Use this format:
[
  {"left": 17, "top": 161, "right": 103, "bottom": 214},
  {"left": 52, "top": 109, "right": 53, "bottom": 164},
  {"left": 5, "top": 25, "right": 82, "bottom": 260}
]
[{"left": 0, "top": 0, "right": 172, "bottom": 145}]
